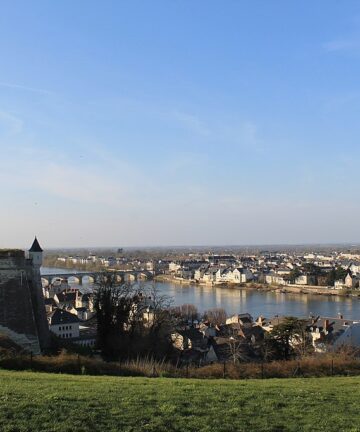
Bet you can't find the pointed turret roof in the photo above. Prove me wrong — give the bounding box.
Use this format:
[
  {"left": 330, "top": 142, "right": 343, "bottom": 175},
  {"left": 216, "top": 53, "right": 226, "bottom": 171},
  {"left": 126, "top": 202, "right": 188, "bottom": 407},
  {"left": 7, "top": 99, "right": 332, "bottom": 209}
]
[{"left": 29, "top": 237, "right": 43, "bottom": 252}]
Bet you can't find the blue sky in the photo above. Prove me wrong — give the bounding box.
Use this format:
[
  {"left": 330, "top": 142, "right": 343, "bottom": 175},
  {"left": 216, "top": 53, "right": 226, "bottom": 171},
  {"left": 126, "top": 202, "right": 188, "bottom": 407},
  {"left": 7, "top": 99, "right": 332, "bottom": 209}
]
[{"left": 1, "top": 1, "right": 360, "bottom": 247}]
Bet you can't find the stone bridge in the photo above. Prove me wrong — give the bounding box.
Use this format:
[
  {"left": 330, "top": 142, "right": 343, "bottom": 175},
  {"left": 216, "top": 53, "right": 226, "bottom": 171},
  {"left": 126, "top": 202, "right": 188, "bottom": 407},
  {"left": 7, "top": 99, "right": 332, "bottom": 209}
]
[{"left": 41, "top": 270, "right": 153, "bottom": 286}]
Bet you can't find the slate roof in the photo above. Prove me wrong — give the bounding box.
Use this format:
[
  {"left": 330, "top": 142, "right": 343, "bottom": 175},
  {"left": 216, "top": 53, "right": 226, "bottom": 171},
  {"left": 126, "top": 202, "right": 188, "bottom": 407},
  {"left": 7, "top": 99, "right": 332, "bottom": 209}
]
[
  {"left": 44, "top": 298, "right": 57, "bottom": 307},
  {"left": 49, "top": 309, "right": 80, "bottom": 325},
  {"left": 29, "top": 237, "right": 43, "bottom": 252},
  {"left": 178, "top": 328, "right": 205, "bottom": 341},
  {"left": 57, "top": 292, "right": 78, "bottom": 303}
]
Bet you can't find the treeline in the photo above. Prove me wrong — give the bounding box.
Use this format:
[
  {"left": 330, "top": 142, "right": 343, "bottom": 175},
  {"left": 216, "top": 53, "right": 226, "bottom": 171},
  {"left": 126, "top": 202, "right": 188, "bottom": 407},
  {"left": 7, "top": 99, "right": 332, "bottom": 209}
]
[
  {"left": 43, "top": 255, "right": 104, "bottom": 271},
  {"left": 288, "top": 264, "right": 349, "bottom": 285}
]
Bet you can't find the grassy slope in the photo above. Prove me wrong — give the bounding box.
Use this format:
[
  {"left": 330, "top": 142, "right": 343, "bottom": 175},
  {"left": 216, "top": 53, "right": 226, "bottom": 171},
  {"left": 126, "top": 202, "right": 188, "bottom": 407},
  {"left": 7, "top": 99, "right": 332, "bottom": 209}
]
[{"left": 0, "top": 371, "right": 359, "bottom": 432}]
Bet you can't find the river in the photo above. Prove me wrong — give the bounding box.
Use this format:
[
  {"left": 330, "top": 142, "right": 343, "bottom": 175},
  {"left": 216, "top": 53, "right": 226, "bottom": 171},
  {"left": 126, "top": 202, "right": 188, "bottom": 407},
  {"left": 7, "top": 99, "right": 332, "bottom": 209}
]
[{"left": 41, "top": 267, "right": 360, "bottom": 320}]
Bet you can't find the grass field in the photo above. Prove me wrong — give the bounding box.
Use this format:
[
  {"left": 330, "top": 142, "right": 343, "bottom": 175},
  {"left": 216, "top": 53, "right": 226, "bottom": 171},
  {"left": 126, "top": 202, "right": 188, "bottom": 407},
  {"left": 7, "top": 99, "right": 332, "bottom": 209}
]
[{"left": 0, "top": 370, "right": 359, "bottom": 432}]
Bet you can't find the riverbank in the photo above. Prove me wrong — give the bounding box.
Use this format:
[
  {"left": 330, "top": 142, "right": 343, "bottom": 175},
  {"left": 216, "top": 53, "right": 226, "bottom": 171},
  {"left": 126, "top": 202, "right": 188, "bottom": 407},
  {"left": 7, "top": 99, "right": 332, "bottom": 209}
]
[
  {"left": 42, "top": 269, "right": 360, "bottom": 319},
  {"left": 155, "top": 275, "right": 360, "bottom": 299}
]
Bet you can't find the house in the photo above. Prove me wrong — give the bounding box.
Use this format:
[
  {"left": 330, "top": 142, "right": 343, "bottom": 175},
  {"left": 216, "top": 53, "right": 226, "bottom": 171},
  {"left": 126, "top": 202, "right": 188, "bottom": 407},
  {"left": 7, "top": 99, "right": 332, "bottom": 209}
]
[
  {"left": 142, "top": 306, "right": 155, "bottom": 328},
  {"left": 331, "top": 322, "right": 360, "bottom": 350},
  {"left": 57, "top": 289, "right": 83, "bottom": 309},
  {"left": 145, "top": 261, "right": 153, "bottom": 271},
  {"left": 71, "top": 316, "right": 97, "bottom": 348},
  {"left": 169, "top": 262, "right": 181, "bottom": 273},
  {"left": 345, "top": 273, "right": 359, "bottom": 289},
  {"left": 349, "top": 263, "right": 360, "bottom": 275},
  {"left": 200, "top": 267, "right": 220, "bottom": 284},
  {"left": 209, "top": 336, "right": 254, "bottom": 362},
  {"left": 75, "top": 307, "right": 94, "bottom": 321},
  {"left": 48, "top": 309, "right": 80, "bottom": 340},
  {"left": 176, "top": 268, "right": 193, "bottom": 280},
  {"left": 199, "top": 322, "right": 217, "bottom": 338},
  {"left": 294, "top": 274, "right": 316, "bottom": 286},
  {"left": 194, "top": 265, "right": 209, "bottom": 282},
  {"left": 256, "top": 315, "right": 288, "bottom": 332},
  {"left": 307, "top": 316, "right": 360, "bottom": 352},
  {"left": 242, "top": 268, "right": 255, "bottom": 281},
  {"left": 334, "top": 279, "right": 346, "bottom": 289},
  {"left": 81, "top": 293, "right": 94, "bottom": 311},
  {"left": 48, "top": 280, "right": 70, "bottom": 296},
  {"left": 240, "top": 325, "right": 265, "bottom": 345},
  {"left": 265, "top": 272, "right": 287, "bottom": 285},
  {"left": 44, "top": 296, "right": 58, "bottom": 313},
  {"left": 226, "top": 313, "right": 253, "bottom": 326},
  {"left": 218, "top": 321, "right": 264, "bottom": 345},
  {"left": 208, "top": 255, "right": 237, "bottom": 266},
  {"left": 171, "top": 328, "right": 207, "bottom": 351},
  {"left": 209, "top": 337, "right": 232, "bottom": 362},
  {"left": 276, "top": 267, "right": 291, "bottom": 276}
]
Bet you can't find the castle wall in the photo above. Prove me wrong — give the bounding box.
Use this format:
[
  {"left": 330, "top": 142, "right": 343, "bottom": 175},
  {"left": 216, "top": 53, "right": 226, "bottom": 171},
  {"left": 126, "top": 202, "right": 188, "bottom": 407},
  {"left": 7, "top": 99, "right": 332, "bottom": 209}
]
[
  {"left": 0, "top": 250, "right": 50, "bottom": 354},
  {"left": 26, "top": 264, "right": 51, "bottom": 351}
]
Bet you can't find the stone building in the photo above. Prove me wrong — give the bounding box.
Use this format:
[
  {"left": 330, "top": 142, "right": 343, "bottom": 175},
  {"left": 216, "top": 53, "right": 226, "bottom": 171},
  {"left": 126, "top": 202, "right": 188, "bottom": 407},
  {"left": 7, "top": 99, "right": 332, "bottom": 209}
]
[{"left": 0, "top": 238, "right": 50, "bottom": 354}]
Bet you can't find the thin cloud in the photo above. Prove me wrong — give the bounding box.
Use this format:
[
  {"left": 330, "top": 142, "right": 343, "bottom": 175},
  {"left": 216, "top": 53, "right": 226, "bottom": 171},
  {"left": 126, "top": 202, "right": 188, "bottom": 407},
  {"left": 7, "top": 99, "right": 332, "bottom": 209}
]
[
  {"left": 0, "top": 146, "right": 155, "bottom": 209},
  {"left": 323, "top": 38, "right": 360, "bottom": 52},
  {"left": 221, "top": 120, "right": 265, "bottom": 153},
  {"left": 0, "top": 81, "right": 54, "bottom": 96},
  {"left": 0, "top": 111, "right": 23, "bottom": 135},
  {"left": 173, "top": 111, "right": 211, "bottom": 137}
]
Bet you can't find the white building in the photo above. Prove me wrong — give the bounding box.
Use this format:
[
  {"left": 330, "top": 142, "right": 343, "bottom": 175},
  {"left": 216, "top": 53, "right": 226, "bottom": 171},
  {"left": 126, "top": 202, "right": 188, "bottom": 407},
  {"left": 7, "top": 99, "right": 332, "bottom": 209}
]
[{"left": 48, "top": 309, "right": 80, "bottom": 339}]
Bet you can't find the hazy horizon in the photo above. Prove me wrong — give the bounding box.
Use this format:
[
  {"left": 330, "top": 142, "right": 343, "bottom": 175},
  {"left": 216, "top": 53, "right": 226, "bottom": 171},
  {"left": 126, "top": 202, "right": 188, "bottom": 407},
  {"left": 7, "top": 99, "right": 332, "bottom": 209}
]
[
  {"left": 1, "top": 1, "right": 360, "bottom": 247},
  {"left": 25, "top": 241, "right": 360, "bottom": 252}
]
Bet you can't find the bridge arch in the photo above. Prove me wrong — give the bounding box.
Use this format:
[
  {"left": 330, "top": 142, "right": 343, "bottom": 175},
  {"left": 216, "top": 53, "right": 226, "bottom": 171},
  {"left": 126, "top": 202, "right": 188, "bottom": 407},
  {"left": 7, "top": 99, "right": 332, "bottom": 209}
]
[
  {"left": 67, "top": 276, "right": 81, "bottom": 284},
  {"left": 81, "top": 275, "right": 95, "bottom": 284},
  {"left": 124, "top": 273, "right": 136, "bottom": 282},
  {"left": 41, "top": 277, "right": 51, "bottom": 286},
  {"left": 137, "top": 272, "right": 148, "bottom": 280}
]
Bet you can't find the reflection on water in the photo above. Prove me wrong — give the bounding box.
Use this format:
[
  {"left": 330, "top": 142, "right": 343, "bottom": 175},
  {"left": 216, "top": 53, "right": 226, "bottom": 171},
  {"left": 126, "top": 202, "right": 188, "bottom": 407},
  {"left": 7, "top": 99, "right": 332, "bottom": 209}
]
[
  {"left": 154, "top": 283, "right": 360, "bottom": 320},
  {"left": 41, "top": 268, "right": 360, "bottom": 320}
]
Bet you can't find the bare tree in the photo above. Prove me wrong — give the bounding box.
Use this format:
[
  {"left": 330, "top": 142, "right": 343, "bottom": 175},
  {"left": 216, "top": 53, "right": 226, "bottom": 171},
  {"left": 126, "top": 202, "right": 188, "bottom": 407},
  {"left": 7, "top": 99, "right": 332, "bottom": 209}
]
[
  {"left": 95, "top": 274, "right": 179, "bottom": 360},
  {"left": 94, "top": 272, "right": 138, "bottom": 359},
  {"left": 170, "top": 304, "right": 199, "bottom": 324},
  {"left": 203, "top": 308, "right": 227, "bottom": 326},
  {"left": 141, "top": 284, "right": 174, "bottom": 333},
  {"left": 226, "top": 337, "right": 249, "bottom": 364}
]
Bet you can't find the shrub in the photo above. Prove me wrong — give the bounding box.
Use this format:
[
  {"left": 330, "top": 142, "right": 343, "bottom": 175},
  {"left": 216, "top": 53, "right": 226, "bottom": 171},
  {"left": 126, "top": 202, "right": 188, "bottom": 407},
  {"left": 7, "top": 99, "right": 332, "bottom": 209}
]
[{"left": 1, "top": 350, "right": 360, "bottom": 380}]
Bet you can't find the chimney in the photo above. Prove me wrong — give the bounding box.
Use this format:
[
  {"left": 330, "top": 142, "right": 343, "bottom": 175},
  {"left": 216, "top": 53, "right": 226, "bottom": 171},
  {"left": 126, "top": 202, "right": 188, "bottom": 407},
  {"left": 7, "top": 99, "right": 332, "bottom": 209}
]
[{"left": 324, "top": 319, "right": 330, "bottom": 331}]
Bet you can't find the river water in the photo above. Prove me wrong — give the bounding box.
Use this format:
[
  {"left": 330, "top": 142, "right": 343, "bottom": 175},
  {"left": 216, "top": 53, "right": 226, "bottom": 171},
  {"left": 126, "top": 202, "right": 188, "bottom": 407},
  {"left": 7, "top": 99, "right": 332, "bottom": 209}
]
[{"left": 41, "top": 267, "right": 360, "bottom": 320}]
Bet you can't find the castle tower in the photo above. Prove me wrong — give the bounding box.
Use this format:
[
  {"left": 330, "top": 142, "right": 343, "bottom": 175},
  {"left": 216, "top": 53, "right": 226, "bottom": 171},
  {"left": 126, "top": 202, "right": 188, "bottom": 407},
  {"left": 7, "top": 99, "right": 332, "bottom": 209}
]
[
  {"left": 29, "top": 237, "right": 43, "bottom": 268},
  {"left": 27, "top": 237, "right": 50, "bottom": 352},
  {"left": 0, "top": 250, "right": 42, "bottom": 354}
]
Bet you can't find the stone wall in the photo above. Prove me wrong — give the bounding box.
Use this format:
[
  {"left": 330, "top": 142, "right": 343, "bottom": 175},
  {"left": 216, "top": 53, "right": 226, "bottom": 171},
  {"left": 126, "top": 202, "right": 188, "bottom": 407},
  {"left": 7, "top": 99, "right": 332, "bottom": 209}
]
[{"left": 0, "top": 250, "right": 50, "bottom": 354}]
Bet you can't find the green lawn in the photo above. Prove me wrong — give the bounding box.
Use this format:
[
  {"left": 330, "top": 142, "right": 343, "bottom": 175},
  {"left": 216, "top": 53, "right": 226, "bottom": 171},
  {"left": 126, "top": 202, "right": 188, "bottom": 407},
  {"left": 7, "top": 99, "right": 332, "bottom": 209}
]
[{"left": 0, "top": 370, "right": 359, "bottom": 432}]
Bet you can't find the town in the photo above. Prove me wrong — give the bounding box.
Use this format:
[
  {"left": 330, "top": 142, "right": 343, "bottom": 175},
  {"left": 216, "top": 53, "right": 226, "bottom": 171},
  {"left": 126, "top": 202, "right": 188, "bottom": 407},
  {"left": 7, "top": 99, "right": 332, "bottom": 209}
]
[
  {"left": 48, "top": 247, "right": 360, "bottom": 291},
  {"left": 3, "top": 2, "right": 360, "bottom": 430},
  {"left": 0, "top": 240, "right": 353, "bottom": 365}
]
